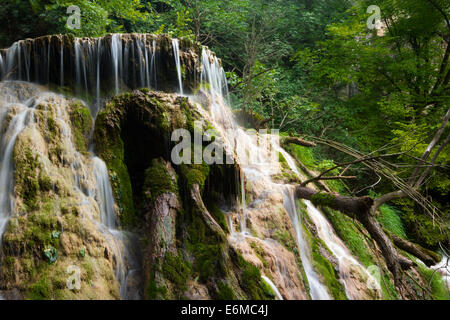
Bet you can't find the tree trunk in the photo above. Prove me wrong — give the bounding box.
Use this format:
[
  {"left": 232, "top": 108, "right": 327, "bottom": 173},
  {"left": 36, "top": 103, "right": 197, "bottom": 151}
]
[
  {"left": 389, "top": 233, "right": 440, "bottom": 266},
  {"left": 283, "top": 136, "right": 317, "bottom": 148}
]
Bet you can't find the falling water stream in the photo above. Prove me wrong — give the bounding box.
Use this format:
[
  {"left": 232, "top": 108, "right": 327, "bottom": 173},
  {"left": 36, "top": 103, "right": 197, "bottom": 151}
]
[{"left": 172, "top": 39, "right": 183, "bottom": 95}]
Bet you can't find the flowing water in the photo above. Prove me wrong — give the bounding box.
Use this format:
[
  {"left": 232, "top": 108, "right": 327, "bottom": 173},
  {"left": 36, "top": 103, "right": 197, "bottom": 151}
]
[
  {"left": 196, "top": 47, "right": 384, "bottom": 299},
  {"left": 172, "top": 39, "right": 183, "bottom": 95},
  {"left": 261, "top": 276, "right": 283, "bottom": 300}
]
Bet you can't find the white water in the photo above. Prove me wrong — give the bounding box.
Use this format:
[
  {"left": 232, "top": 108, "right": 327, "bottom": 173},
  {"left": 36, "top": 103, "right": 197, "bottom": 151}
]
[
  {"left": 197, "top": 48, "right": 331, "bottom": 299},
  {"left": 111, "top": 34, "right": 123, "bottom": 95},
  {"left": 92, "top": 157, "right": 141, "bottom": 299},
  {"left": 261, "top": 275, "right": 283, "bottom": 300},
  {"left": 431, "top": 252, "right": 450, "bottom": 287},
  {"left": 279, "top": 143, "right": 379, "bottom": 298},
  {"left": 282, "top": 186, "right": 331, "bottom": 299},
  {"left": 172, "top": 39, "right": 183, "bottom": 95},
  {"left": 0, "top": 106, "right": 32, "bottom": 241}
]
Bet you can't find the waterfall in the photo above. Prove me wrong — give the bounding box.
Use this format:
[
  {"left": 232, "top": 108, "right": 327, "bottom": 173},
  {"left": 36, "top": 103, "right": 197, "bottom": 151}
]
[
  {"left": 60, "top": 42, "right": 64, "bottom": 87},
  {"left": 0, "top": 33, "right": 380, "bottom": 300},
  {"left": 151, "top": 40, "right": 157, "bottom": 89},
  {"left": 197, "top": 48, "right": 331, "bottom": 298},
  {"left": 282, "top": 186, "right": 331, "bottom": 299},
  {"left": 111, "top": 34, "right": 122, "bottom": 95},
  {"left": 278, "top": 143, "right": 378, "bottom": 299},
  {"left": 0, "top": 34, "right": 188, "bottom": 116},
  {"left": 0, "top": 107, "right": 33, "bottom": 242},
  {"left": 172, "top": 39, "right": 183, "bottom": 95},
  {"left": 197, "top": 47, "right": 381, "bottom": 300},
  {"left": 92, "top": 157, "right": 141, "bottom": 299},
  {"left": 261, "top": 276, "right": 284, "bottom": 300}
]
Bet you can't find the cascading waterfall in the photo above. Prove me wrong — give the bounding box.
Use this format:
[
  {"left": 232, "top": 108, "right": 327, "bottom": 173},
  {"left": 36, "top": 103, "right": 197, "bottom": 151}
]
[
  {"left": 262, "top": 276, "right": 283, "bottom": 300},
  {"left": 197, "top": 47, "right": 383, "bottom": 300},
  {"left": 0, "top": 34, "right": 194, "bottom": 300},
  {"left": 197, "top": 48, "right": 331, "bottom": 299},
  {"left": 282, "top": 186, "right": 331, "bottom": 299},
  {"left": 92, "top": 157, "right": 142, "bottom": 299},
  {"left": 172, "top": 39, "right": 183, "bottom": 95},
  {"left": 0, "top": 34, "right": 181, "bottom": 118},
  {"left": 0, "top": 102, "right": 33, "bottom": 242},
  {"left": 111, "top": 34, "right": 123, "bottom": 95}
]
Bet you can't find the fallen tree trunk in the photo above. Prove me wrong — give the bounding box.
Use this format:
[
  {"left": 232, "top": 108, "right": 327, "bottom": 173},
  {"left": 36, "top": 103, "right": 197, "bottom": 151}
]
[
  {"left": 283, "top": 136, "right": 317, "bottom": 148},
  {"left": 294, "top": 186, "right": 413, "bottom": 283},
  {"left": 389, "top": 233, "right": 440, "bottom": 266}
]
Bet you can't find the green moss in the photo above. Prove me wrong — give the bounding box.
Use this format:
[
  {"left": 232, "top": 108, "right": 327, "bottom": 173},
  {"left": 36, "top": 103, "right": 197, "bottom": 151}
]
[
  {"left": 311, "top": 192, "right": 335, "bottom": 207},
  {"left": 416, "top": 262, "right": 450, "bottom": 300},
  {"left": 14, "top": 148, "right": 40, "bottom": 210},
  {"left": 206, "top": 202, "right": 228, "bottom": 233},
  {"left": 143, "top": 158, "right": 178, "bottom": 203},
  {"left": 180, "top": 163, "right": 210, "bottom": 191},
  {"left": 146, "top": 275, "right": 168, "bottom": 300},
  {"left": 250, "top": 241, "right": 268, "bottom": 269},
  {"left": 321, "top": 207, "right": 398, "bottom": 299},
  {"left": 191, "top": 243, "right": 226, "bottom": 282},
  {"left": 260, "top": 279, "right": 276, "bottom": 299},
  {"left": 322, "top": 208, "right": 375, "bottom": 267},
  {"left": 161, "top": 251, "right": 192, "bottom": 295},
  {"left": 27, "top": 277, "right": 52, "bottom": 300},
  {"left": 38, "top": 173, "right": 52, "bottom": 192},
  {"left": 237, "top": 254, "right": 274, "bottom": 300},
  {"left": 69, "top": 102, "right": 92, "bottom": 155},
  {"left": 285, "top": 143, "right": 316, "bottom": 169},
  {"left": 217, "top": 282, "right": 236, "bottom": 300},
  {"left": 302, "top": 222, "right": 347, "bottom": 300}
]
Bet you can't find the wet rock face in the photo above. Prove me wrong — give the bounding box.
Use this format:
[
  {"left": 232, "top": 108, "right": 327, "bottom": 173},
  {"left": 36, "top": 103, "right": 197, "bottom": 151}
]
[
  {"left": 0, "top": 82, "right": 121, "bottom": 299},
  {"left": 94, "top": 89, "right": 277, "bottom": 300},
  {"left": 0, "top": 34, "right": 202, "bottom": 102}
]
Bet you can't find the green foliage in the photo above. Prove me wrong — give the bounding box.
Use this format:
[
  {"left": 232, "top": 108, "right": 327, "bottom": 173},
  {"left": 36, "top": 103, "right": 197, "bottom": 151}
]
[
  {"left": 43, "top": 246, "right": 58, "bottom": 264},
  {"left": 378, "top": 204, "right": 407, "bottom": 239}
]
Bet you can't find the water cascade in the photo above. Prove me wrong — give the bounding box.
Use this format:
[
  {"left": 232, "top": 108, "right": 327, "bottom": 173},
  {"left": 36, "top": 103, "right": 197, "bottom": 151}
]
[
  {"left": 0, "top": 90, "right": 34, "bottom": 242},
  {"left": 172, "top": 39, "right": 183, "bottom": 95},
  {"left": 92, "top": 157, "right": 142, "bottom": 299},
  {"left": 197, "top": 47, "right": 382, "bottom": 299},
  {"left": 261, "top": 276, "right": 283, "bottom": 300},
  {"left": 0, "top": 34, "right": 191, "bottom": 117}
]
